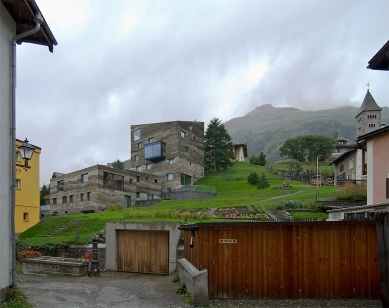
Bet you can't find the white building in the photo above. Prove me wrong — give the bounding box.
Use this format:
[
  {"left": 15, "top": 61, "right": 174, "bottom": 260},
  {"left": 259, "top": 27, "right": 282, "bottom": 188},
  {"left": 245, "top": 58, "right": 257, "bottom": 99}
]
[{"left": 0, "top": 0, "right": 56, "bottom": 301}]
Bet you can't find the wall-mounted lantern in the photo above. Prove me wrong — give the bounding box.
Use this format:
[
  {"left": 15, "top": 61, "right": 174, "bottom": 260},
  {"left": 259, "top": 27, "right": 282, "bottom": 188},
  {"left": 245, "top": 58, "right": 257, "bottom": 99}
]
[{"left": 16, "top": 138, "right": 35, "bottom": 170}]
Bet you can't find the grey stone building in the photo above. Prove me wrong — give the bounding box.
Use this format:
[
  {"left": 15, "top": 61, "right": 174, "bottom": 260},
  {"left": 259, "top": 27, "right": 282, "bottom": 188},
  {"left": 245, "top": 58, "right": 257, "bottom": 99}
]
[
  {"left": 50, "top": 164, "right": 162, "bottom": 215},
  {"left": 130, "top": 121, "right": 204, "bottom": 192},
  {"left": 355, "top": 89, "right": 382, "bottom": 138}
]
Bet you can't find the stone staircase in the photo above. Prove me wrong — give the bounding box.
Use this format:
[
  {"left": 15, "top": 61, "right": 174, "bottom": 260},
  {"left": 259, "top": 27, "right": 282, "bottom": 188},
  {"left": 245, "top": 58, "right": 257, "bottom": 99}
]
[{"left": 46, "top": 220, "right": 82, "bottom": 237}]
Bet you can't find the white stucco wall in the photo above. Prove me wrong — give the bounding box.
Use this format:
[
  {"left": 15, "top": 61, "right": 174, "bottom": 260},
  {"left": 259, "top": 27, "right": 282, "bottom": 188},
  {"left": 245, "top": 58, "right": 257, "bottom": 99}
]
[
  {"left": 0, "top": 3, "right": 14, "bottom": 301},
  {"left": 367, "top": 140, "right": 374, "bottom": 205}
]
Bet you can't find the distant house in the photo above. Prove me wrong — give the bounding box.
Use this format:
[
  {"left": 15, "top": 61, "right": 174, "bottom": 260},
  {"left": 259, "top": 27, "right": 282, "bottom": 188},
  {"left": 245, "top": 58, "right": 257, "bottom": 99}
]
[
  {"left": 15, "top": 139, "right": 41, "bottom": 233},
  {"left": 330, "top": 132, "right": 356, "bottom": 160},
  {"left": 327, "top": 202, "right": 389, "bottom": 221},
  {"left": 50, "top": 164, "right": 162, "bottom": 215},
  {"left": 232, "top": 144, "right": 247, "bottom": 162},
  {"left": 130, "top": 121, "right": 204, "bottom": 192}
]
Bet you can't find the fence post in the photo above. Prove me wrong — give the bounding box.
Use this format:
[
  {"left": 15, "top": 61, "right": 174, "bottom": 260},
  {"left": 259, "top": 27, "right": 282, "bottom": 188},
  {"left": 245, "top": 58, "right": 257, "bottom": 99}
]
[{"left": 375, "top": 213, "right": 389, "bottom": 307}]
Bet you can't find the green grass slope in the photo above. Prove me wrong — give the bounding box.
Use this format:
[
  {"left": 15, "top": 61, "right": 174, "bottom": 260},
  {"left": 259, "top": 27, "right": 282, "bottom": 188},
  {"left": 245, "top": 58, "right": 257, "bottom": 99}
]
[{"left": 18, "top": 162, "right": 336, "bottom": 249}]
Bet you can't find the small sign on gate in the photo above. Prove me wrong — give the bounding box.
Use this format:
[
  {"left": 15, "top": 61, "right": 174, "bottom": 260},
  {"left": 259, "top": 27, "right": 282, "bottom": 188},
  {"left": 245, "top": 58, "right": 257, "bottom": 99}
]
[{"left": 219, "top": 239, "right": 237, "bottom": 244}]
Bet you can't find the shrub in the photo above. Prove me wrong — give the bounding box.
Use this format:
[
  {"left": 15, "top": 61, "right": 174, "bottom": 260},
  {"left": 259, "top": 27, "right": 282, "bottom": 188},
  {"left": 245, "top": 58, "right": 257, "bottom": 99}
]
[
  {"left": 247, "top": 171, "right": 260, "bottom": 184},
  {"left": 335, "top": 183, "right": 367, "bottom": 201},
  {"left": 17, "top": 249, "right": 42, "bottom": 260},
  {"left": 257, "top": 173, "right": 270, "bottom": 189}
]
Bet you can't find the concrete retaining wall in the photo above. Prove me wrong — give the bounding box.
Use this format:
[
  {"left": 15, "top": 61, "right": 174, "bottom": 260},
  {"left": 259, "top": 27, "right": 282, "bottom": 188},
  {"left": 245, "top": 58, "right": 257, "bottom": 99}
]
[{"left": 177, "top": 258, "right": 209, "bottom": 306}]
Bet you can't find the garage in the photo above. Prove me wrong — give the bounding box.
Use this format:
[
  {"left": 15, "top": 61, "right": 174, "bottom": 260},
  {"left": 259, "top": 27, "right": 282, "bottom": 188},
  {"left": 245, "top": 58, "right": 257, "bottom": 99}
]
[
  {"left": 105, "top": 222, "right": 180, "bottom": 275},
  {"left": 117, "top": 230, "right": 168, "bottom": 274}
]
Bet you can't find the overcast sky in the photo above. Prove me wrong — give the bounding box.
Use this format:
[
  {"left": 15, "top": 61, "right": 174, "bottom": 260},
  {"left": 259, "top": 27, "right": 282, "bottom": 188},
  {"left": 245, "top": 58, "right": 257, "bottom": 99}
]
[{"left": 15, "top": 0, "right": 389, "bottom": 186}]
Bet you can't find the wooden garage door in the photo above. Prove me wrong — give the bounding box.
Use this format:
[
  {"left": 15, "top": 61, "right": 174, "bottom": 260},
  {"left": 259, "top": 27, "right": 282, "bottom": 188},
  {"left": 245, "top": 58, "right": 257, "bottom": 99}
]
[{"left": 117, "top": 230, "right": 169, "bottom": 274}]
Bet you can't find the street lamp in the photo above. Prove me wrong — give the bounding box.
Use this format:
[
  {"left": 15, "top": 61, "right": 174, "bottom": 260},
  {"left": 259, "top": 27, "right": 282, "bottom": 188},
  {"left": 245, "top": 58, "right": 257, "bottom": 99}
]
[
  {"left": 16, "top": 138, "right": 35, "bottom": 169},
  {"left": 316, "top": 155, "right": 322, "bottom": 200}
]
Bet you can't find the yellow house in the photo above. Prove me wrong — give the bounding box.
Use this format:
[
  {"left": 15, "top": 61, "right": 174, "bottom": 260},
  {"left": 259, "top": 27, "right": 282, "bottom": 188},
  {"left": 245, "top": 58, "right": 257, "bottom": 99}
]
[{"left": 15, "top": 139, "right": 41, "bottom": 233}]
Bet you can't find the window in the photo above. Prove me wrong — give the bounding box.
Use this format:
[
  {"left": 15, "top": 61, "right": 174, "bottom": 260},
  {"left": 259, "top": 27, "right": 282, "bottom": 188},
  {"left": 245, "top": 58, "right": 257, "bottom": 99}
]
[
  {"left": 340, "top": 165, "right": 344, "bottom": 172},
  {"left": 80, "top": 193, "right": 84, "bottom": 201},
  {"left": 124, "top": 195, "right": 131, "bottom": 208},
  {"left": 147, "top": 194, "right": 154, "bottom": 200},
  {"left": 23, "top": 212, "right": 28, "bottom": 222},
  {"left": 146, "top": 163, "right": 152, "bottom": 170},
  {"left": 167, "top": 187, "right": 171, "bottom": 193},
  {"left": 181, "top": 131, "right": 186, "bottom": 137},
  {"left": 103, "top": 172, "right": 124, "bottom": 190},
  {"left": 144, "top": 141, "right": 166, "bottom": 160},
  {"left": 136, "top": 166, "right": 141, "bottom": 172},
  {"left": 81, "top": 173, "right": 88, "bottom": 183},
  {"left": 135, "top": 155, "right": 139, "bottom": 161},
  {"left": 136, "top": 192, "right": 140, "bottom": 198},
  {"left": 349, "top": 159, "right": 354, "bottom": 169},
  {"left": 169, "top": 158, "right": 175, "bottom": 165},
  {"left": 133, "top": 129, "right": 141, "bottom": 141},
  {"left": 138, "top": 142, "right": 143, "bottom": 149},
  {"left": 167, "top": 173, "right": 173, "bottom": 182},
  {"left": 181, "top": 173, "right": 191, "bottom": 185},
  {"left": 53, "top": 198, "right": 57, "bottom": 205},
  {"left": 58, "top": 180, "right": 64, "bottom": 191},
  {"left": 70, "top": 195, "right": 75, "bottom": 203},
  {"left": 149, "top": 137, "right": 154, "bottom": 143},
  {"left": 154, "top": 179, "right": 158, "bottom": 184},
  {"left": 184, "top": 146, "right": 189, "bottom": 153},
  {"left": 136, "top": 176, "right": 140, "bottom": 183},
  {"left": 62, "top": 196, "right": 67, "bottom": 204},
  {"left": 87, "top": 192, "right": 91, "bottom": 201},
  {"left": 15, "top": 179, "right": 20, "bottom": 189}
]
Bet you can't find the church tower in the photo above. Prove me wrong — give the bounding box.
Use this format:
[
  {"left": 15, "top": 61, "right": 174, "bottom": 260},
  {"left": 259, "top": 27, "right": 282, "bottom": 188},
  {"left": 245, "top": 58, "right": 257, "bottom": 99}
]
[{"left": 355, "top": 89, "right": 382, "bottom": 138}]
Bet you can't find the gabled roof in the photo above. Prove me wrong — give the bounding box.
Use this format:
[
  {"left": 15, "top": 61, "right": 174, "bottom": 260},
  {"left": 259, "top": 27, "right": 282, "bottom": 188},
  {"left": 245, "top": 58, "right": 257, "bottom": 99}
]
[
  {"left": 2, "top": 0, "right": 57, "bottom": 52},
  {"left": 367, "top": 40, "right": 389, "bottom": 71},
  {"left": 329, "top": 146, "right": 358, "bottom": 166},
  {"left": 355, "top": 89, "right": 382, "bottom": 118}
]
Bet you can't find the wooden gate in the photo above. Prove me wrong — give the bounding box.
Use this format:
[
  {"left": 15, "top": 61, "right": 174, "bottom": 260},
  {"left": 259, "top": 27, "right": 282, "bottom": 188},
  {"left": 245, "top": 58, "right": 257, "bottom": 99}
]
[
  {"left": 183, "top": 221, "right": 381, "bottom": 299},
  {"left": 117, "top": 230, "right": 169, "bottom": 274}
]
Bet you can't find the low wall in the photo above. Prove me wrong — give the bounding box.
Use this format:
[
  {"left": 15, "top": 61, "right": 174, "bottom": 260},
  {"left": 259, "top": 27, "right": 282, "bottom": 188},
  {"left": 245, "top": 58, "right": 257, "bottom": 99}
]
[
  {"left": 162, "top": 191, "right": 216, "bottom": 200},
  {"left": 177, "top": 258, "right": 209, "bottom": 306},
  {"left": 22, "top": 256, "right": 87, "bottom": 276},
  {"left": 57, "top": 244, "right": 106, "bottom": 268}
]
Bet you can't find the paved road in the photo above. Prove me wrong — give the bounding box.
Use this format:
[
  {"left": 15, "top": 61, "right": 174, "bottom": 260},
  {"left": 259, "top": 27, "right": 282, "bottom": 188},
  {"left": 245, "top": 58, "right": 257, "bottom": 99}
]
[{"left": 17, "top": 271, "right": 185, "bottom": 308}]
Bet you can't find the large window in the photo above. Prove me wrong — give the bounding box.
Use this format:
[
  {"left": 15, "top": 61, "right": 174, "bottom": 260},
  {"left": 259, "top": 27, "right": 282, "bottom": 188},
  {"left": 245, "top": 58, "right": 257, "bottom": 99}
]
[
  {"left": 135, "top": 155, "right": 139, "bottom": 161},
  {"left": 181, "top": 173, "right": 191, "bottom": 185},
  {"left": 103, "top": 172, "right": 124, "bottom": 191},
  {"left": 147, "top": 194, "right": 154, "bottom": 200},
  {"left": 62, "top": 196, "right": 67, "bottom": 204},
  {"left": 53, "top": 198, "right": 57, "bottom": 205},
  {"left": 81, "top": 173, "right": 88, "bottom": 183},
  {"left": 70, "top": 195, "right": 75, "bottom": 203},
  {"left": 144, "top": 141, "right": 166, "bottom": 160},
  {"left": 133, "top": 129, "right": 141, "bottom": 141},
  {"left": 58, "top": 180, "right": 64, "bottom": 191},
  {"left": 87, "top": 192, "right": 91, "bottom": 201},
  {"left": 136, "top": 166, "right": 141, "bottom": 172},
  {"left": 167, "top": 173, "right": 173, "bottom": 182}
]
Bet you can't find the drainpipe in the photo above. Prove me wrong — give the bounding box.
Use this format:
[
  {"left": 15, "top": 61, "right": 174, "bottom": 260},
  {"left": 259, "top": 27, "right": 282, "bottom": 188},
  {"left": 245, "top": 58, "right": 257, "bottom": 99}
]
[{"left": 10, "top": 13, "right": 43, "bottom": 287}]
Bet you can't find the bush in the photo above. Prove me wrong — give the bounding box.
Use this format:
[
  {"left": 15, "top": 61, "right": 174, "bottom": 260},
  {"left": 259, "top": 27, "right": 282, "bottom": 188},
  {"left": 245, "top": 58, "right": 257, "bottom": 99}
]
[
  {"left": 247, "top": 171, "right": 260, "bottom": 184},
  {"left": 257, "top": 173, "right": 270, "bottom": 189},
  {"left": 335, "top": 183, "right": 367, "bottom": 201},
  {"left": 107, "top": 204, "right": 123, "bottom": 211},
  {"left": 17, "top": 249, "right": 42, "bottom": 261}
]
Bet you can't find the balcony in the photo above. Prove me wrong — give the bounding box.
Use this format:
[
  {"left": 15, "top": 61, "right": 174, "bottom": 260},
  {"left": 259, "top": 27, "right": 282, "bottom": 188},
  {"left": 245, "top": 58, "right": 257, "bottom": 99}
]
[{"left": 144, "top": 141, "right": 166, "bottom": 160}]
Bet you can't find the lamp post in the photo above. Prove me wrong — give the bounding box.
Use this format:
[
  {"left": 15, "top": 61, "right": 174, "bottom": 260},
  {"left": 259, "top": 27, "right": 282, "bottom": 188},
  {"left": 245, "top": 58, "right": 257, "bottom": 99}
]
[
  {"left": 316, "top": 155, "right": 322, "bottom": 201},
  {"left": 11, "top": 138, "right": 35, "bottom": 286}
]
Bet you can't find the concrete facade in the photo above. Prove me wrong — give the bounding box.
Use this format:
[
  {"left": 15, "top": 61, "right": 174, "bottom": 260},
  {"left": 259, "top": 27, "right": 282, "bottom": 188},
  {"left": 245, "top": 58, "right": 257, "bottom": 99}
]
[
  {"left": 105, "top": 222, "right": 180, "bottom": 275},
  {"left": 50, "top": 164, "right": 162, "bottom": 215},
  {"left": 130, "top": 121, "right": 204, "bottom": 192}
]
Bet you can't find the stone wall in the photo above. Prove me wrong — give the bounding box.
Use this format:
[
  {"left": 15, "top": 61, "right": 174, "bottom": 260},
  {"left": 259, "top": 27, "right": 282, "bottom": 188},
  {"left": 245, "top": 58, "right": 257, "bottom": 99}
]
[{"left": 162, "top": 191, "right": 216, "bottom": 200}]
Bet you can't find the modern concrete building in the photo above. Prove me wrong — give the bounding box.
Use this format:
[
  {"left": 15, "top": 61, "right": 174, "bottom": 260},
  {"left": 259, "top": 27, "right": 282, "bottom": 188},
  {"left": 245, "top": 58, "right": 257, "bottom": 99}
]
[
  {"left": 50, "top": 164, "right": 162, "bottom": 215},
  {"left": 130, "top": 121, "right": 205, "bottom": 192},
  {"left": 15, "top": 139, "right": 41, "bottom": 233},
  {"left": 0, "top": 0, "right": 56, "bottom": 301}
]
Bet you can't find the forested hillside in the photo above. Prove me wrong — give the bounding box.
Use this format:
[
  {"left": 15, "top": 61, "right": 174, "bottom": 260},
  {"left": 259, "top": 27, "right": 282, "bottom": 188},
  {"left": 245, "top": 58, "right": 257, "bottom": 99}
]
[{"left": 224, "top": 104, "right": 389, "bottom": 164}]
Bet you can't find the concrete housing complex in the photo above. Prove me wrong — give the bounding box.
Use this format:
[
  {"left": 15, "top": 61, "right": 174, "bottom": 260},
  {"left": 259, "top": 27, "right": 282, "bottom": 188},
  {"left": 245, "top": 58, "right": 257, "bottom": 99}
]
[
  {"left": 0, "top": 0, "right": 57, "bottom": 301},
  {"left": 50, "top": 121, "right": 205, "bottom": 214}
]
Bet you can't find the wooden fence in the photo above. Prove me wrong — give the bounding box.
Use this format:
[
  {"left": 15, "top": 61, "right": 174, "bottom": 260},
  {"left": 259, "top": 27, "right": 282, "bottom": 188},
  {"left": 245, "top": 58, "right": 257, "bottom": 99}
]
[{"left": 181, "top": 221, "right": 381, "bottom": 299}]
